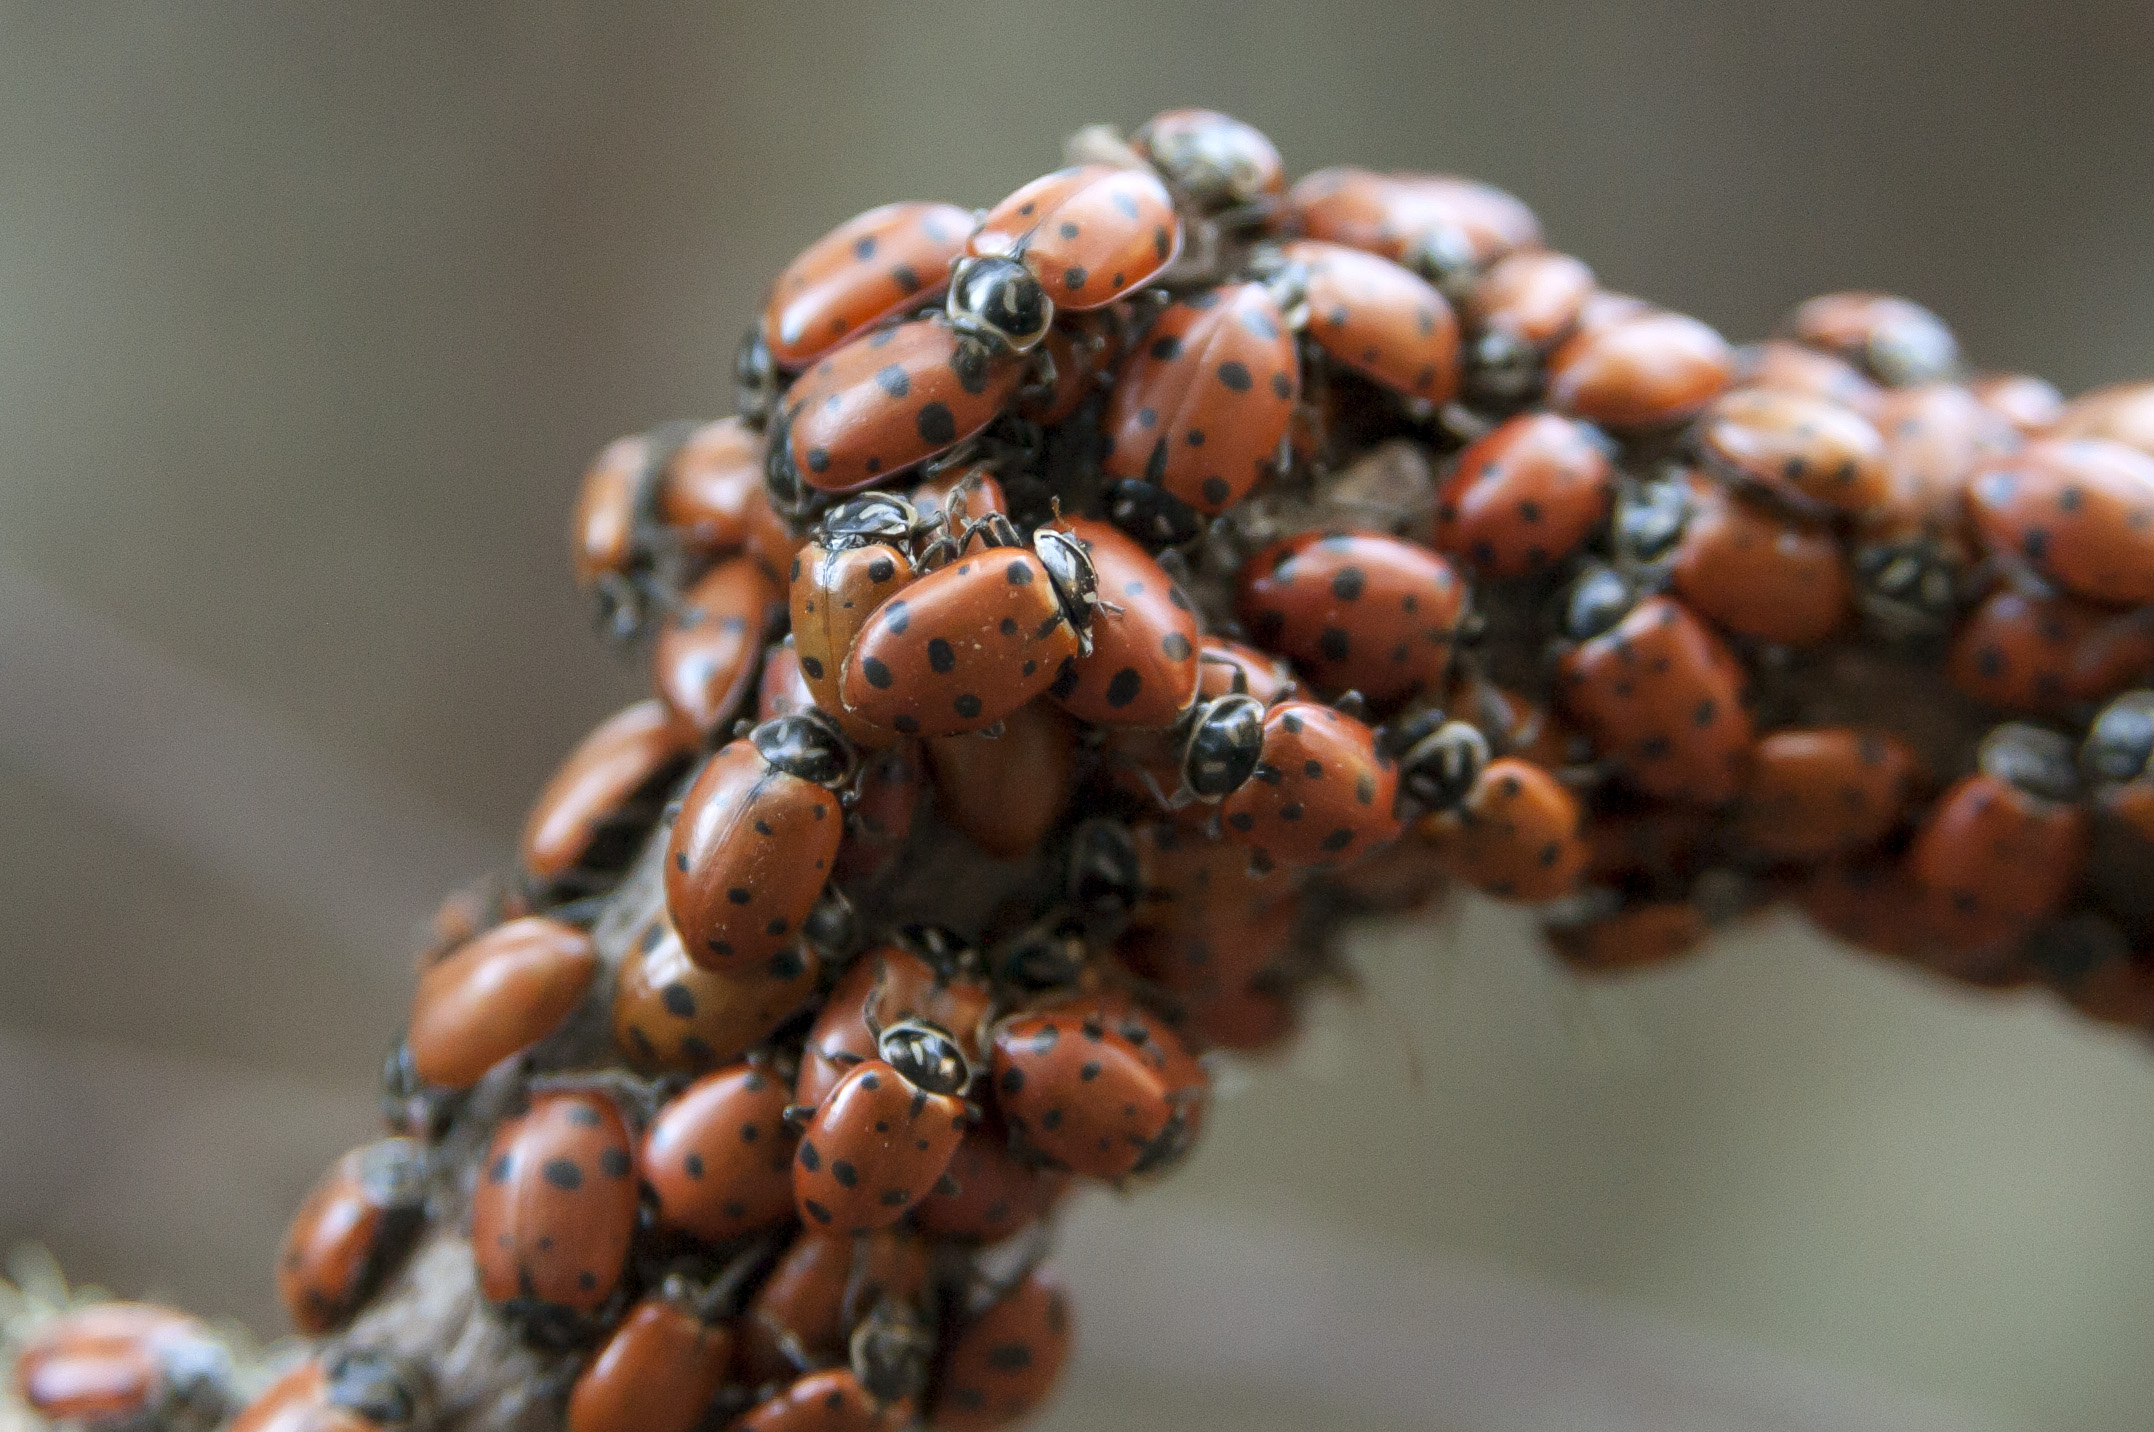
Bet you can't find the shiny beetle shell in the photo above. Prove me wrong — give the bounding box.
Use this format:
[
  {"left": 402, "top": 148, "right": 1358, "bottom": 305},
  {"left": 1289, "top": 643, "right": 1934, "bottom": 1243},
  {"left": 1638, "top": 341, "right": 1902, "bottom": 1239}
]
[
  {"left": 1546, "top": 900, "right": 1710, "bottom": 974},
  {"left": 970, "top": 165, "right": 1181, "bottom": 310},
  {"left": 613, "top": 913, "right": 820, "bottom": 1074},
  {"left": 930, "top": 1269, "right": 1074, "bottom": 1432},
  {"left": 1433, "top": 412, "right": 1613, "bottom": 578},
  {"left": 1284, "top": 239, "right": 1461, "bottom": 402},
  {"left": 732, "top": 1370, "right": 895, "bottom": 1432},
  {"left": 1909, "top": 767, "right": 2089, "bottom": 953},
  {"left": 1101, "top": 282, "right": 1297, "bottom": 515},
  {"left": 2052, "top": 380, "right": 2154, "bottom": 458},
  {"left": 660, "top": 417, "right": 765, "bottom": 556},
  {"left": 1217, "top": 701, "right": 1404, "bottom": 869},
  {"left": 791, "top": 535, "right": 915, "bottom": 748},
  {"left": 1130, "top": 108, "right": 1286, "bottom": 210},
  {"left": 407, "top": 917, "right": 597, "bottom": 1090},
  {"left": 643, "top": 1062, "right": 799, "bottom": 1244},
  {"left": 1466, "top": 249, "right": 1596, "bottom": 350},
  {"left": 1697, "top": 387, "right": 1890, "bottom": 517},
  {"left": 736, "top": 1230, "right": 931, "bottom": 1387},
  {"left": 652, "top": 556, "right": 785, "bottom": 738},
  {"left": 1967, "top": 438, "right": 2154, "bottom": 608},
  {"left": 1237, "top": 530, "right": 1468, "bottom": 702},
  {"left": 1970, "top": 372, "right": 2065, "bottom": 437},
  {"left": 470, "top": 1093, "right": 638, "bottom": 1334},
  {"left": 1781, "top": 291, "right": 1960, "bottom": 387},
  {"left": 990, "top": 994, "right": 1207, "bottom": 1180},
  {"left": 912, "top": 1119, "right": 1071, "bottom": 1243},
  {"left": 925, "top": 699, "right": 1078, "bottom": 860},
  {"left": 13, "top": 1304, "right": 227, "bottom": 1429},
  {"left": 1046, "top": 517, "right": 1202, "bottom": 727},
  {"left": 1947, "top": 587, "right": 2154, "bottom": 717},
  {"left": 565, "top": 1296, "right": 732, "bottom": 1432},
  {"left": 793, "top": 1057, "right": 968, "bottom": 1234},
  {"left": 1733, "top": 339, "right": 1885, "bottom": 419},
  {"left": 796, "top": 944, "right": 995, "bottom": 1107},
  {"left": 1668, "top": 471, "right": 1852, "bottom": 647},
  {"left": 1557, "top": 595, "right": 1755, "bottom": 806},
  {"left": 277, "top": 1139, "right": 427, "bottom": 1335},
  {"left": 1287, "top": 167, "right": 1541, "bottom": 283},
  {"left": 1729, "top": 728, "right": 1921, "bottom": 862},
  {"left": 1547, "top": 309, "right": 1733, "bottom": 430},
  {"left": 520, "top": 699, "right": 696, "bottom": 890},
  {"left": 762, "top": 201, "right": 974, "bottom": 370},
  {"left": 1420, "top": 757, "right": 1586, "bottom": 903}
]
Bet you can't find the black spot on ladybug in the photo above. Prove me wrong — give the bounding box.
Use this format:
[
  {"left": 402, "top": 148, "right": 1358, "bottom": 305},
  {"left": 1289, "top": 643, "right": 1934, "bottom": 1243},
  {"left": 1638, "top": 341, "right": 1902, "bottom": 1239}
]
[
  {"left": 868, "top": 555, "right": 896, "bottom": 582},
  {"left": 599, "top": 1149, "right": 631, "bottom": 1178},
  {"left": 1320, "top": 828, "right": 1357, "bottom": 852},
  {"left": 1186, "top": 428, "right": 1206, "bottom": 447},
  {"left": 917, "top": 402, "right": 958, "bottom": 445},
  {"left": 832, "top": 1160, "right": 859, "bottom": 1188},
  {"left": 1000, "top": 1067, "right": 1025, "bottom": 1094},
  {"left": 1332, "top": 567, "right": 1366, "bottom": 600},
  {"left": 1058, "top": 221, "right": 1080, "bottom": 239},
  {"left": 798, "top": 1141, "right": 821, "bottom": 1171},
  {"left": 893, "top": 714, "right": 920, "bottom": 734},
  {"left": 541, "top": 1159, "right": 583, "bottom": 1191},
  {"left": 863, "top": 657, "right": 895, "bottom": 689},
  {"left": 765, "top": 918, "right": 788, "bottom": 936},
  {"left": 1217, "top": 361, "right": 1253, "bottom": 391},
  {"left": 682, "top": 1152, "right": 705, "bottom": 1178},
  {"left": 1049, "top": 660, "right": 1081, "bottom": 699},
  {"left": 1319, "top": 627, "right": 1351, "bottom": 661},
  {"left": 955, "top": 694, "right": 984, "bottom": 719},
  {"left": 1079, "top": 1061, "right": 1101, "bottom": 1081},
  {"left": 1280, "top": 712, "right": 1304, "bottom": 734},
  {"left": 861, "top": 1072, "right": 881, "bottom": 1091},
  {"left": 799, "top": 654, "right": 825, "bottom": 679},
  {"left": 853, "top": 235, "right": 877, "bottom": 261},
  {"left": 1279, "top": 802, "right": 1304, "bottom": 821},
  {"left": 1064, "top": 267, "right": 1089, "bottom": 292},
  {"left": 804, "top": 1199, "right": 833, "bottom": 1224},
  {"left": 1162, "top": 632, "right": 1193, "bottom": 661},
  {"left": 1106, "top": 669, "right": 1143, "bottom": 707},
  {"left": 1150, "top": 336, "right": 1182, "bottom": 361},
  {"left": 2022, "top": 528, "right": 2051, "bottom": 562},
  {"left": 567, "top": 1104, "right": 603, "bottom": 1128},
  {"left": 661, "top": 983, "right": 697, "bottom": 1018},
  {"left": 727, "top": 887, "right": 753, "bottom": 905},
  {"left": 1694, "top": 698, "right": 1718, "bottom": 727},
  {"left": 806, "top": 446, "right": 831, "bottom": 474},
  {"left": 1303, "top": 759, "right": 1324, "bottom": 777},
  {"left": 1271, "top": 371, "right": 1293, "bottom": 399},
  {"left": 1007, "top": 561, "right": 1034, "bottom": 585},
  {"left": 1001, "top": 617, "right": 1019, "bottom": 635},
  {"left": 891, "top": 263, "right": 922, "bottom": 294},
  {"left": 878, "top": 1188, "right": 911, "bottom": 1207},
  {"left": 1202, "top": 476, "right": 1231, "bottom": 507},
  {"left": 928, "top": 638, "right": 957, "bottom": 673}
]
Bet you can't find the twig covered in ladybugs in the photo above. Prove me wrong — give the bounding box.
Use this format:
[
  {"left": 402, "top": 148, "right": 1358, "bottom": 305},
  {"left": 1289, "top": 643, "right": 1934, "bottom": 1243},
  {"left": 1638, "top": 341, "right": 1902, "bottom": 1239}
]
[{"left": 22, "top": 104, "right": 2154, "bottom": 1432}]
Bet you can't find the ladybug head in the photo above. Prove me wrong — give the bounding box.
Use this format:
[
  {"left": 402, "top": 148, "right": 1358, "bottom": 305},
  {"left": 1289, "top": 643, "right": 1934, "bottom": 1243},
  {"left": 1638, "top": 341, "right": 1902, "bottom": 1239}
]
[
  {"left": 1852, "top": 535, "right": 1962, "bottom": 639},
  {"left": 1399, "top": 222, "right": 1479, "bottom": 298},
  {"left": 750, "top": 711, "right": 859, "bottom": 790},
  {"left": 1979, "top": 721, "right": 2082, "bottom": 804},
  {"left": 325, "top": 1350, "right": 427, "bottom": 1432},
  {"left": 877, "top": 1019, "right": 970, "bottom": 1096},
  {"left": 1614, "top": 478, "right": 1691, "bottom": 564},
  {"left": 1463, "top": 328, "right": 1541, "bottom": 410},
  {"left": 988, "top": 911, "right": 1091, "bottom": 993},
  {"left": 734, "top": 323, "right": 777, "bottom": 429},
  {"left": 948, "top": 256, "right": 1054, "bottom": 353},
  {"left": 2083, "top": 690, "right": 2154, "bottom": 786},
  {"left": 1561, "top": 563, "right": 1637, "bottom": 643},
  {"left": 1135, "top": 109, "right": 1282, "bottom": 212},
  {"left": 1181, "top": 694, "right": 1265, "bottom": 801},
  {"left": 819, "top": 492, "right": 919, "bottom": 552},
  {"left": 1064, "top": 817, "right": 1144, "bottom": 920},
  {"left": 1032, "top": 527, "right": 1101, "bottom": 651},
  {"left": 849, "top": 1298, "right": 932, "bottom": 1407},
  {"left": 1395, "top": 716, "right": 1491, "bottom": 814}
]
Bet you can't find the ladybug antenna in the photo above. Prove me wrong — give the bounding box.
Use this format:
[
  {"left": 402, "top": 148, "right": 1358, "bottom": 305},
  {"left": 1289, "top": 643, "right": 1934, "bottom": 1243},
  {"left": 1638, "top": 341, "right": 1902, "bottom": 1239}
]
[{"left": 877, "top": 1018, "right": 970, "bottom": 1096}]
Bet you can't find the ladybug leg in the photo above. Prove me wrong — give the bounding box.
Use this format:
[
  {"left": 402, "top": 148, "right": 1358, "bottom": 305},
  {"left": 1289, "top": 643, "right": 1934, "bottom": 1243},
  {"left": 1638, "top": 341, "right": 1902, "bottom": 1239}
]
[
  {"left": 779, "top": 1102, "right": 816, "bottom": 1129},
  {"left": 1333, "top": 689, "right": 1371, "bottom": 721}
]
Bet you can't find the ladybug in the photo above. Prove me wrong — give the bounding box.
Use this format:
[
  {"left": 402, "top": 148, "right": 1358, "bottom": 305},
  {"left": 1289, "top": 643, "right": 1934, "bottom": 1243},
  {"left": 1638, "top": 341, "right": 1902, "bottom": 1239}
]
[
  {"left": 1556, "top": 582, "right": 1755, "bottom": 806},
  {"left": 1116, "top": 892, "right": 1302, "bottom": 1028},
  {"left": 13, "top": 1303, "right": 231, "bottom": 1430},
  {"left": 1546, "top": 308, "right": 1733, "bottom": 430},
  {"left": 909, "top": 465, "right": 1008, "bottom": 526},
  {"left": 838, "top": 517, "right": 1096, "bottom": 739},
  {"left": 796, "top": 937, "right": 994, "bottom": 1107},
  {"left": 790, "top": 493, "right": 925, "bottom": 747},
  {"left": 930, "top": 1268, "right": 1073, "bottom": 1432},
  {"left": 970, "top": 165, "right": 1182, "bottom": 310},
  {"left": 764, "top": 308, "right": 1032, "bottom": 514},
  {"left": 1695, "top": 387, "right": 1890, "bottom": 518},
  {"left": 1780, "top": 291, "right": 1960, "bottom": 387},
  {"left": 276, "top": 1138, "right": 427, "bottom": 1334},
  {"left": 1218, "top": 700, "right": 1404, "bottom": 869},
  {"left": 406, "top": 916, "right": 597, "bottom": 1090},
  {"left": 1582, "top": 801, "right": 1716, "bottom": 890},
  {"left": 643, "top": 1062, "right": 799, "bottom": 1244},
  {"left": 1100, "top": 281, "right": 1298, "bottom": 515},
  {"left": 990, "top": 993, "right": 1208, "bottom": 1180},
  {"left": 1046, "top": 516, "right": 1203, "bottom": 727},
  {"left": 1947, "top": 587, "right": 2154, "bottom": 717},
  {"left": 666, "top": 713, "right": 855, "bottom": 976},
  {"left": 1545, "top": 897, "right": 1710, "bottom": 974},
  {"left": 2052, "top": 380, "right": 2154, "bottom": 457},
  {"left": 1967, "top": 438, "right": 2154, "bottom": 608},
  {"left": 1016, "top": 308, "right": 1126, "bottom": 427},
  {"left": 1732, "top": 339, "right": 1885, "bottom": 419},
  {"left": 653, "top": 555, "right": 786, "bottom": 738},
  {"left": 226, "top": 1352, "right": 422, "bottom": 1432},
  {"left": 762, "top": 201, "right": 975, "bottom": 371},
  {"left": 470, "top": 1091, "right": 639, "bottom": 1344},
  {"left": 1727, "top": 728, "right": 1920, "bottom": 863},
  {"left": 1969, "top": 372, "right": 2064, "bottom": 437},
  {"left": 660, "top": 417, "right": 766, "bottom": 557},
  {"left": 1280, "top": 239, "right": 1461, "bottom": 402},
  {"left": 834, "top": 739, "right": 926, "bottom": 883},
  {"left": 925, "top": 699, "right": 1078, "bottom": 860},
  {"left": 520, "top": 699, "right": 696, "bottom": 895},
  {"left": 1123, "top": 820, "right": 1301, "bottom": 934},
  {"left": 1854, "top": 383, "right": 2014, "bottom": 610},
  {"left": 566, "top": 1283, "right": 733, "bottom": 1432},
  {"left": 731, "top": 1369, "right": 901, "bottom": 1432},
  {"left": 742, "top": 479, "right": 810, "bottom": 586},
  {"left": 758, "top": 641, "right": 817, "bottom": 722},
  {"left": 1795, "top": 861, "right": 1949, "bottom": 964},
  {"left": 1287, "top": 167, "right": 1541, "bottom": 291},
  {"left": 1446, "top": 669, "right": 1574, "bottom": 770},
  {"left": 912, "top": 1116, "right": 1072, "bottom": 1243},
  {"left": 2018, "top": 913, "right": 2154, "bottom": 1027},
  {"left": 1198, "top": 635, "right": 1297, "bottom": 705},
  {"left": 613, "top": 912, "right": 821, "bottom": 1074},
  {"left": 1907, "top": 723, "right": 2090, "bottom": 952},
  {"left": 1432, "top": 411, "right": 1613, "bottom": 578},
  {"left": 1666, "top": 470, "right": 1852, "bottom": 647},
  {"left": 736, "top": 1229, "right": 931, "bottom": 1387},
  {"left": 1419, "top": 755, "right": 1586, "bottom": 903},
  {"left": 1459, "top": 249, "right": 1596, "bottom": 406},
  {"left": 1130, "top": 108, "right": 1286, "bottom": 215},
  {"left": 1236, "top": 530, "right": 1468, "bottom": 703},
  {"left": 572, "top": 429, "right": 674, "bottom": 641},
  {"left": 792, "top": 1020, "right": 972, "bottom": 1234}
]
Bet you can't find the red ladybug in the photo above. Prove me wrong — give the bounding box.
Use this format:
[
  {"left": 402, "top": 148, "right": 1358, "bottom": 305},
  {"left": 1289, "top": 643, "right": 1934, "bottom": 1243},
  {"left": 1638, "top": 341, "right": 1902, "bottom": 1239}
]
[
  {"left": 572, "top": 429, "right": 672, "bottom": 640},
  {"left": 1218, "top": 700, "right": 1404, "bottom": 869},
  {"left": 793, "top": 1021, "right": 971, "bottom": 1234},
  {"left": 520, "top": 699, "right": 697, "bottom": 894},
  {"left": 13, "top": 1303, "right": 231, "bottom": 1429},
  {"left": 925, "top": 699, "right": 1077, "bottom": 860},
  {"left": 567, "top": 1284, "right": 733, "bottom": 1432},
  {"left": 2052, "top": 380, "right": 2154, "bottom": 457},
  {"left": 1666, "top": 470, "right": 1852, "bottom": 647},
  {"left": 1236, "top": 530, "right": 1468, "bottom": 703},
  {"left": 1728, "top": 728, "right": 1921, "bottom": 863},
  {"left": 990, "top": 993, "right": 1207, "bottom": 1180},
  {"left": 1947, "top": 587, "right": 2154, "bottom": 717},
  {"left": 1123, "top": 819, "right": 1301, "bottom": 933},
  {"left": 1446, "top": 669, "right": 1573, "bottom": 770},
  {"left": 790, "top": 493, "right": 924, "bottom": 747},
  {"left": 406, "top": 916, "right": 596, "bottom": 1090},
  {"left": 1967, "top": 438, "right": 2154, "bottom": 608},
  {"left": 276, "top": 1138, "right": 427, "bottom": 1334},
  {"left": 470, "top": 1091, "right": 639, "bottom": 1342},
  {"left": 1696, "top": 387, "right": 1889, "bottom": 518},
  {"left": 1547, "top": 309, "right": 1733, "bottom": 430},
  {"left": 930, "top": 1269, "right": 1074, "bottom": 1432},
  {"left": 1287, "top": 167, "right": 1541, "bottom": 290},
  {"left": 1907, "top": 724, "right": 2089, "bottom": 952},
  {"left": 666, "top": 714, "right": 855, "bottom": 976},
  {"left": 1281, "top": 239, "right": 1461, "bottom": 402},
  {"left": 970, "top": 165, "right": 1181, "bottom": 310},
  {"left": 1545, "top": 897, "right": 1710, "bottom": 974},
  {"left": 226, "top": 1351, "right": 421, "bottom": 1432},
  {"left": 1419, "top": 756, "right": 1586, "bottom": 903},
  {"left": 908, "top": 464, "right": 1008, "bottom": 525},
  {"left": 1556, "top": 583, "right": 1755, "bottom": 806},
  {"left": 732, "top": 1369, "right": 901, "bottom": 1432},
  {"left": 757, "top": 641, "right": 817, "bottom": 722},
  {"left": 839, "top": 518, "right": 1096, "bottom": 739},
  {"left": 796, "top": 938, "right": 994, "bottom": 1107},
  {"left": 1969, "top": 372, "right": 2064, "bottom": 437},
  {"left": 653, "top": 555, "right": 786, "bottom": 738},
  {"left": 1781, "top": 291, "right": 1960, "bottom": 386},
  {"left": 1116, "top": 893, "right": 1303, "bottom": 1046},
  {"left": 834, "top": 738, "right": 926, "bottom": 882},
  {"left": 761, "top": 201, "right": 974, "bottom": 370},
  {"left": 1045, "top": 516, "right": 1203, "bottom": 727},
  {"left": 1198, "top": 635, "right": 1297, "bottom": 705},
  {"left": 1432, "top": 412, "right": 1612, "bottom": 578},
  {"left": 1460, "top": 249, "right": 1596, "bottom": 405},
  {"left": 660, "top": 417, "right": 766, "bottom": 556},
  {"left": 643, "top": 1062, "right": 800, "bottom": 1244},
  {"left": 735, "top": 1229, "right": 931, "bottom": 1387},
  {"left": 1733, "top": 339, "right": 1885, "bottom": 419},
  {"left": 613, "top": 912, "right": 821, "bottom": 1075},
  {"left": 912, "top": 1116, "right": 1071, "bottom": 1243},
  {"left": 1100, "top": 282, "right": 1297, "bottom": 515}
]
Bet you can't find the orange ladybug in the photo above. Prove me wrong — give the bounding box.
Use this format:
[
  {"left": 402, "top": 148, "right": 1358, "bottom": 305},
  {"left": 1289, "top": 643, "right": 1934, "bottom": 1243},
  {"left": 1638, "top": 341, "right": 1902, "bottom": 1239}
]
[
  {"left": 789, "top": 493, "right": 923, "bottom": 747},
  {"left": 1666, "top": 471, "right": 1852, "bottom": 647},
  {"left": 652, "top": 555, "right": 785, "bottom": 738},
  {"left": 1432, "top": 412, "right": 1613, "bottom": 578},
  {"left": 520, "top": 700, "right": 696, "bottom": 894},
  {"left": 276, "top": 1138, "right": 427, "bottom": 1334},
  {"left": 931, "top": 1268, "right": 1074, "bottom": 1432},
  {"left": 470, "top": 1092, "right": 639, "bottom": 1343},
  {"left": 566, "top": 1283, "right": 733, "bottom": 1432},
  {"left": 1780, "top": 291, "right": 1960, "bottom": 386},
  {"left": 1420, "top": 756, "right": 1587, "bottom": 902},
  {"left": 1967, "top": 438, "right": 2154, "bottom": 608},
  {"left": 1046, "top": 516, "right": 1202, "bottom": 727},
  {"left": 1282, "top": 239, "right": 1462, "bottom": 402},
  {"left": 970, "top": 165, "right": 1181, "bottom": 310},
  {"left": 406, "top": 917, "right": 597, "bottom": 1090},
  {"left": 1727, "top": 728, "right": 1920, "bottom": 863},
  {"left": 1217, "top": 700, "right": 1404, "bottom": 870},
  {"left": 1236, "top": 530, "right": 1468, "bottom": 703},
  {"left": 795, "top": 938, "right": 994, "bottom": 1107},
  {"left": 1546, "top": 309, "right": 1733, "bottom": 430},
  {"left": 612, "top": 911, "right": 820, "bottom": 1074},
  {"left": 643, "top": 1062, "right": 799, "bottom": 1244},
  {"left": 1695, "top": 387, "right": 1889, "bottom": 518},
  {"left": 13, "top": 1303, "right": 231, "bottom": 1429},
  {"left": 761, "top": 201, "right": 973, "bottom": 370},
  {"left": 793, "top": 1021, "right": 971, "bottom": 1234},
  {"left": 1907, "top": 724, "right": 2090, "bottom": 952},
  {"left": 924, "top": 699, "right": 1078, "bottom": 860},
  {"left": 659, "top": 417, "right": 766, "bottom": 557}
]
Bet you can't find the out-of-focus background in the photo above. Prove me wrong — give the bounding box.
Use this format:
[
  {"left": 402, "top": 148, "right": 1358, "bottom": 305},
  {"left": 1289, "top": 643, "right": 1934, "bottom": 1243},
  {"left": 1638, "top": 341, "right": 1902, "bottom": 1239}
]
[{"left": 3, "top": 4, "right": 2152, "bottom": 1429}]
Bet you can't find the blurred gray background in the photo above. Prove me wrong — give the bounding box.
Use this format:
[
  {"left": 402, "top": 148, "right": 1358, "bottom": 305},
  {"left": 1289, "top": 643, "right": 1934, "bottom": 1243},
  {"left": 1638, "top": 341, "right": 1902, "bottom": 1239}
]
[{"left": 3, "top": 4, "right": 2153, "bottom": 1430}]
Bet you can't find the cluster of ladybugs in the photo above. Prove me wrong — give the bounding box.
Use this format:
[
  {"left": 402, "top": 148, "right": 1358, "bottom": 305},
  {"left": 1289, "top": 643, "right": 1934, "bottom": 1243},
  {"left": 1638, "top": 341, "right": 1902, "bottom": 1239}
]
[{"left": 21, "top": 106, "right": 2154, "bottom": 1432}]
